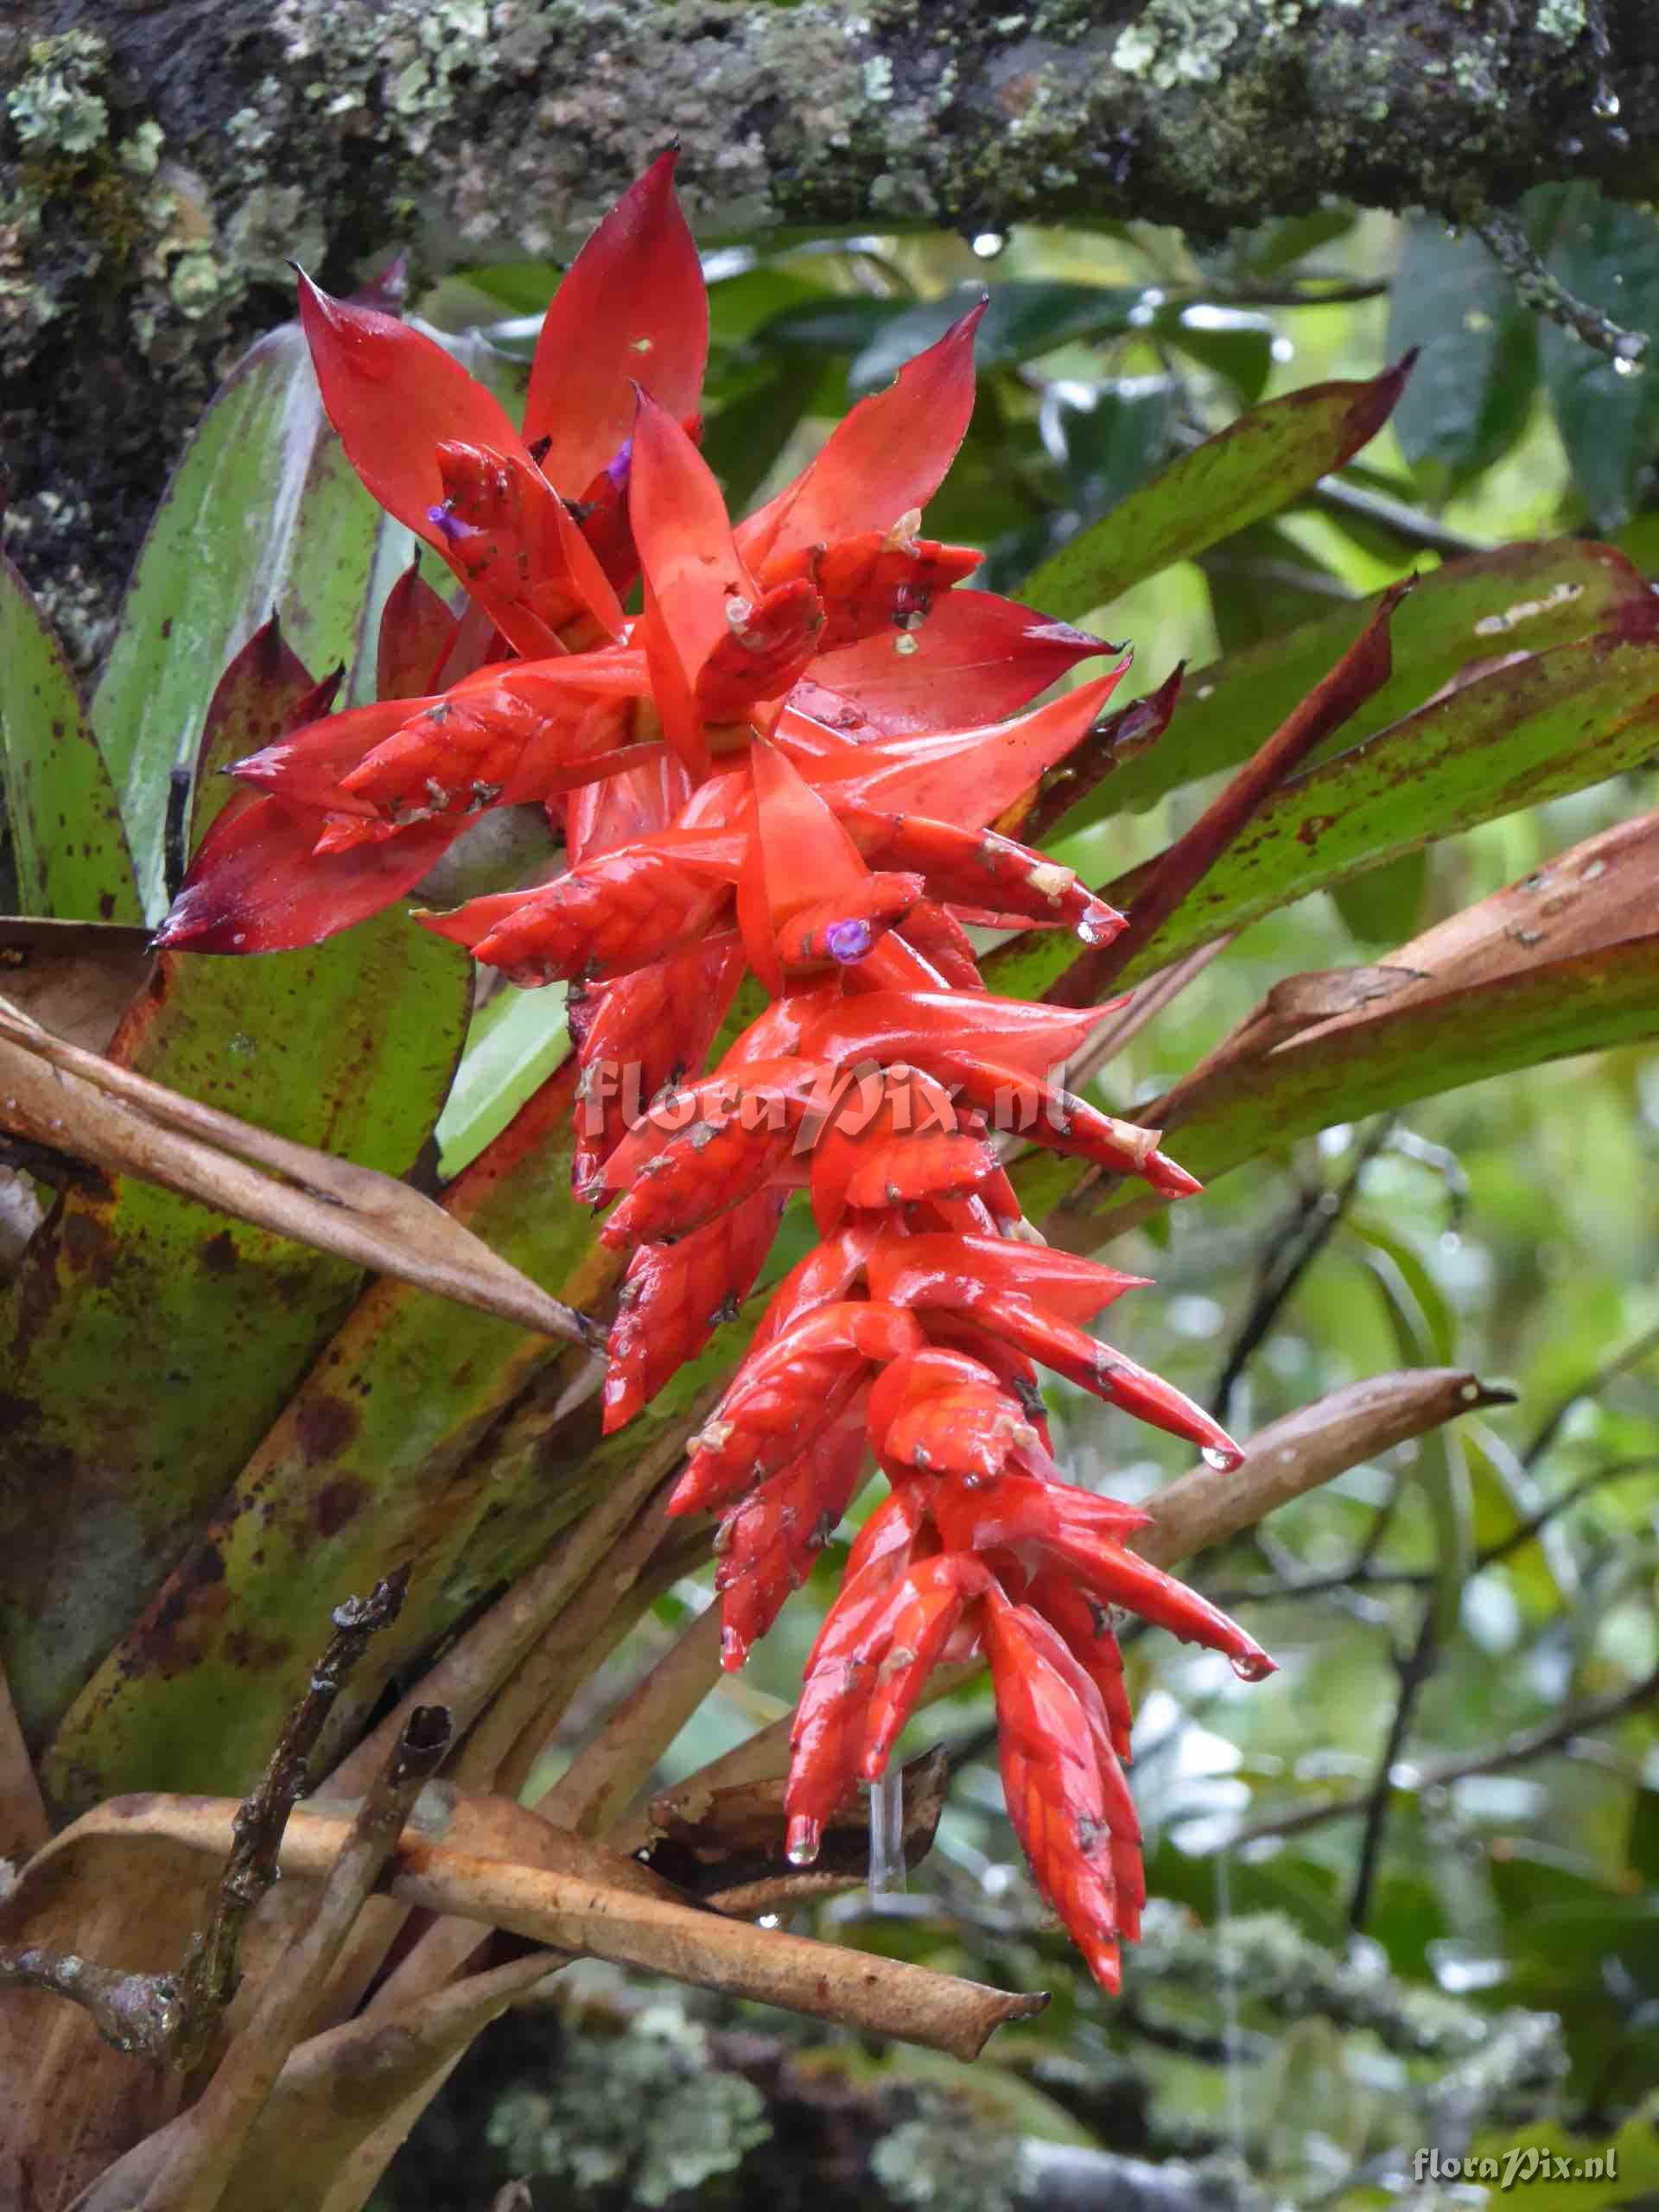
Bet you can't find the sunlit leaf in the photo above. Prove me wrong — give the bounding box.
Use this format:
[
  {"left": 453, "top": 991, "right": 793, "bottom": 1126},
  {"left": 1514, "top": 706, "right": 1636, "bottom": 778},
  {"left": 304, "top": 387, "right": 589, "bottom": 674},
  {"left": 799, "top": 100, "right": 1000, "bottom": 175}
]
[{"left": 91, "top": 324, "right": 390, "bottom": 918}]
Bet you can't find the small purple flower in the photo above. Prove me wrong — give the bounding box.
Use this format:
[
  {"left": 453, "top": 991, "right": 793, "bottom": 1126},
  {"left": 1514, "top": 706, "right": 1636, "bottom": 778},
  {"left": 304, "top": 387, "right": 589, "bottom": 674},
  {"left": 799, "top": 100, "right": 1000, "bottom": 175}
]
[
  {"left": 426, "top": 503, "right": 482, "bottom": 546},
  {"left": 825, "top": 917, "right": 874, "bottom": 964}
]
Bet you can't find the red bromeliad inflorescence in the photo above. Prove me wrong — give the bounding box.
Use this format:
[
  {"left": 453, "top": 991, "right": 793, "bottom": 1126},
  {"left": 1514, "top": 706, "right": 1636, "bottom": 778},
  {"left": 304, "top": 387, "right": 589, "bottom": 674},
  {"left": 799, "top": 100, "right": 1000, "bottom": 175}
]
[{"left": 159, "top": 151, "right": 1275, "bottom": 1993}]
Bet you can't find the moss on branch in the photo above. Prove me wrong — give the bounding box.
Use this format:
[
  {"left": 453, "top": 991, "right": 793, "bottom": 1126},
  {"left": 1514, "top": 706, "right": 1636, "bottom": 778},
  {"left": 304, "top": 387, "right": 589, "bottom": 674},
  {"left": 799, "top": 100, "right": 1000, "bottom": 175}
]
[{"left": 2, "top": 0, "right": 1655, "bottom": 638}]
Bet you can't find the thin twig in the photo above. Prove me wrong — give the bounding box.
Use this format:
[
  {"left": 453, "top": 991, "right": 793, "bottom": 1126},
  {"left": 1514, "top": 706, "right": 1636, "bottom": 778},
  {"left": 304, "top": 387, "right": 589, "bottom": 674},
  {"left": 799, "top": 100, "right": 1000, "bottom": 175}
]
[
  {"left": 1212, "top": 1116, "right": 1397, "bottom": 1423},
  {"left": 1347, "top": 1598, "right": 1439, "bottom": 1934},
  {"left": 1308, "top": 473, "right": 1484, "bottom": 558},
  {"left": 0, "top": 1573, "right": 410, "bottom": 2070},
  {"left": 173, "top": 1567, "right": 410, "bottom": 2066},
  {"left": 0, "top": 1944, "right": 185, "bottom": 2060},
  {"left": 1476, "top": 208, "right": 1648, "bottom": 365},
  {"left": 1522, "top": 1320, "right": 1659, "bottom": 1470},
  {"left": 1205, "top": 1455, "right": 1659, "bottom": 1609},
  {"left": 1232, "top": 1663, "right": 1659, "bottom": 1850},
  {"left": 140, "top": 1705, "right": 453, "bottom": 2212}
]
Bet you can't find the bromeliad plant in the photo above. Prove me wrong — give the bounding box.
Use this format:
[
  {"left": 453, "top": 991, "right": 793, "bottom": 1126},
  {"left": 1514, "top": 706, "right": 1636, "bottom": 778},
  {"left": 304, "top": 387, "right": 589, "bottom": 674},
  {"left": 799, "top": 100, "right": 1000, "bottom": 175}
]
[
  {"left": 157, "top": 149, "right": 1274, "bottom": 1991},
  {"left": 6, "top": 139, "right": 1659, "bottom": 2212}
]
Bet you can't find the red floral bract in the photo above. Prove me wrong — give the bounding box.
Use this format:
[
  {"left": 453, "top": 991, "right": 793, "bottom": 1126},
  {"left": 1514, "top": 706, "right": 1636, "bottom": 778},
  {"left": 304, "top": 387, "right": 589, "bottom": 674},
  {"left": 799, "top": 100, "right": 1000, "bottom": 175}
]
[{"left": 159, "top": 150, "right": 1275, "bottom": 1992}]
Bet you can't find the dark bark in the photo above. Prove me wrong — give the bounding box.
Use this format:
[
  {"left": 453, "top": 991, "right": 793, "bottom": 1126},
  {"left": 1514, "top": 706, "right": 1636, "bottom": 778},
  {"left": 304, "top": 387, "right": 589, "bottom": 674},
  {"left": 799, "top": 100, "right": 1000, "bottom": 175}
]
[{"left": 3, "top": 0, "right": 1656, "bottom": 652}]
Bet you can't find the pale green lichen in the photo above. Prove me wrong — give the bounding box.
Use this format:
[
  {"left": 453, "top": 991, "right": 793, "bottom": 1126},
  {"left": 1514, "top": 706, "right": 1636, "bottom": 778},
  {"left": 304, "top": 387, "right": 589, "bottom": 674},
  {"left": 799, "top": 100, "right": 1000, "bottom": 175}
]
[
  {"left": 168, "top": 248, "right": 226, "bottom": 315},
  {"left": 5, "top": 33, "right": 110, "bottom": 156},
  {"left": 1111, "top": 0, "right": 1309, "bottom": 90},
  {"left": 118, "top": 122, "right": 166, "bottom": 179},
  {"left": 485, "top": 2005, "right": 770, "bottom": 2205},
  {"left": 1535, "top": 0, "right": 1587, "bottom": 41},
  {"left": 870, "top": 2097, "right": 1026, "bottom": 2212}
]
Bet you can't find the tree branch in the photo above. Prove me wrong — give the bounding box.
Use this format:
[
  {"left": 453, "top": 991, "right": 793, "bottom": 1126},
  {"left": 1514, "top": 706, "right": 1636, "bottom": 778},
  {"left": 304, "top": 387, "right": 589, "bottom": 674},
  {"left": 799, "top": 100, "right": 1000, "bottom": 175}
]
[{"left": 5, "top": 0, "right": 1659, "bottom": 630}]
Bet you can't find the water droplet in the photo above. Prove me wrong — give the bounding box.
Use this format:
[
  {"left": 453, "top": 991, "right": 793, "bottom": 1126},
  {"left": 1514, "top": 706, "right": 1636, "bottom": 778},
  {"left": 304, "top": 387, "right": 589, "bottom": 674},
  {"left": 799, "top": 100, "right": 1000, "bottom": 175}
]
[
  {"left": 893, "top": 632, "right": 919, "bottom": 657},
  {"left": 971, "top": 231, "right": 1006, "bottom": 260},
  {"left": 1201, "top": 1443, "right": 1242, "bottom": 1472},
  {"left": 1613, "top": 351, "right": 1643, "bottom": 378},
  {"left": 1592, "top": 88, "right": 1621, "bottom": 119},
  {"left": 1230, "top": 1650, "right": 1275, "bottom": 1681},
  {"left": 868, "top": 1769, "right": 907, "bottom": 1903},
  {"left": 630, "top": 335, "right": 655, "bottom": 353},
  {"left": 757, "top": 1911, "right": 782, "bottom": 1929}
]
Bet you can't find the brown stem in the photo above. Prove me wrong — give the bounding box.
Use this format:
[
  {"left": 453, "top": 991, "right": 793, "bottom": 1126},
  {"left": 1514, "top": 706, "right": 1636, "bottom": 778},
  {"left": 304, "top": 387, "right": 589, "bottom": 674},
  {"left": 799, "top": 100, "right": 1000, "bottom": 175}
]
[
  {"left": 172, "top": 1569, "right": 410, "bottom": 2068},
  {"left": 140, "top": 1707, "right": 453, "bottom": 2212}
]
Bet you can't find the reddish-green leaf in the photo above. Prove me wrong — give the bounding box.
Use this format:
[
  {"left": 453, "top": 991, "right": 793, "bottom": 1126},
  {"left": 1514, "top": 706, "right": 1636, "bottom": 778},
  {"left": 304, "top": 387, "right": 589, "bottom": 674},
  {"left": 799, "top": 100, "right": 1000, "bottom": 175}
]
[{"left": 1021, "top": 360, "right": 1413, "bottom": 621}]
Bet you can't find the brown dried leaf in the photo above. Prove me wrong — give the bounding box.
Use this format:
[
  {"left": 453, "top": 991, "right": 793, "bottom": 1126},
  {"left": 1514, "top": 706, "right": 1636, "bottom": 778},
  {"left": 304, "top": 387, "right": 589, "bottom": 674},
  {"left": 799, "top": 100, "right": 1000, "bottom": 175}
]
[
  {"left": 0, "top": 919, "right": 155, "bottom": 1052},
  {"left": 642, "top": 1747, "right": 951, "bottom": 1916},
  {"left": 0, "top": 996, "right": 589, "bottom": 1344},
  {"left": 73, "top": 1955, "right": 557, "bottom": 2212},
  {"left": 10, "top": 1788, "right": 1040, "bottom": 2064}
]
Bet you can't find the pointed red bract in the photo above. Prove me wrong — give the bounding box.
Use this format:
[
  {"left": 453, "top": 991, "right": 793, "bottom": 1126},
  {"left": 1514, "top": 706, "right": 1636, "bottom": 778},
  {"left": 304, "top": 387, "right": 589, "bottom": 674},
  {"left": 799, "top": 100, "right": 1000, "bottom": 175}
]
[
  {"left": 377, "top": 557, "right": 460, "bottom": 702},
  {"left": 716, "top": 1397, "right": 869, "bottom": 1669},
  {"left": 156, "top": 792, "right": 461, "bottom": 953},
  {"left": 296, "top": 271, "right": 531, "bottom": 543},
  {"left": 739, "top": 303, "right": 986, "bottom": 575},
  {"left": 603, "top": 1187, "right": 785, "bottom": 1431},
  {"left": 796, "top": 591, "right": 1115, "bottom": 737},
  {"left": 524, "top": 147, "right": 709, "bottom": 490}
]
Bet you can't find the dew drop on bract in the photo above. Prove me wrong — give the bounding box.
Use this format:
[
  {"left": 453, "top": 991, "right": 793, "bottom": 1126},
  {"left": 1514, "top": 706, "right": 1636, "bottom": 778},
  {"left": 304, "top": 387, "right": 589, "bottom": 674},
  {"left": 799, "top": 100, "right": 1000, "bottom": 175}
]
[{"left": 1201, "top": 1443, "right": 1241, "bottom": 1471}]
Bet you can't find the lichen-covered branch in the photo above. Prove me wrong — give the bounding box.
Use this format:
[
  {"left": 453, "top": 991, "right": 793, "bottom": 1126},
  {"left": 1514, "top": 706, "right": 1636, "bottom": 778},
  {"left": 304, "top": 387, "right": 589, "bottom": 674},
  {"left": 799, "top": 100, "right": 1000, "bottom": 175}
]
[{"left": 3, "top": 0, "right": 1656, "bottom": 634}]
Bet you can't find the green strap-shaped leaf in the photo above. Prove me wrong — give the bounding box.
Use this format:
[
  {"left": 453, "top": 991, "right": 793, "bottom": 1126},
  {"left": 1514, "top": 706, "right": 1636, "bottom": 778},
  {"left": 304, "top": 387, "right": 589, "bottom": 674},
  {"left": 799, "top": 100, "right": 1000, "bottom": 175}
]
[
  {"left": 1021, "top": 360, "right": 1413, "bottom": 621},
  {"left": 1027, "top": 933, "right": 1659, "bottom": 1248},
  {"left": 1094, "top": 538, "right": 1653, "bottom": 821},
  {"left": 993, "top": 622, "right": 1659, "bottom": 1003},
  {"left": 42, "top": 1057, "right": 602, "bottom": 1802},
  {"left": 90, "top": 323, "right": 391, "bottom": 920},
  {"left": 1, "top": 916, "right": 470, "bottom": 1755},
  {"left": 0, "top": 556, "right": 141, "bottom": 924}
]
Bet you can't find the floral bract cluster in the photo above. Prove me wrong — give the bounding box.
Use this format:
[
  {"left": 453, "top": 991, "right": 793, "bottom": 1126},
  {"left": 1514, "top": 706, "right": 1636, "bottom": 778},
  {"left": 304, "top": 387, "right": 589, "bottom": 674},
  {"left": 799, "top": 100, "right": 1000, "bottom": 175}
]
[{"left": 161, "top": 152, "right": 1274, "bottom": 1993}]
